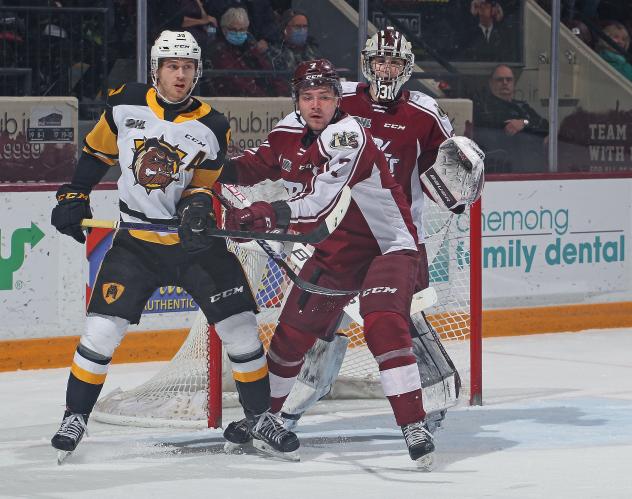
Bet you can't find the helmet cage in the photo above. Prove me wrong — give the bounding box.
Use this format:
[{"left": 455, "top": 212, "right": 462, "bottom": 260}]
[
  {"left": 361, "top": 28, "right": 414, "bottom": 101},
  {"left": 150, "top": 30, "right": 202, "bottom": 104}
]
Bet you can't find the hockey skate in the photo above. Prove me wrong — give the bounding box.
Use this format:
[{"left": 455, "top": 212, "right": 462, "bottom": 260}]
[
  {"left": 401, "top": 420, "right": 435, "bottom": 471},
  {"left": 51, "top": 411, "right": 88, "bottom": 465},
  {"left": 251, "top": 412, "right": 300, "bottom": 461},
  {"left": 223, "top": 417, "right": 253, "bottom": 454}
]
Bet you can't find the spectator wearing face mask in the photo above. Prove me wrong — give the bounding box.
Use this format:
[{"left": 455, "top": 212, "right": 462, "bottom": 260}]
[
  {"left": 205, "top": 6, "right": 286, "bottom": 96},
  {"left": 268, "top": 9, "right": 322, "bottom": 94}
]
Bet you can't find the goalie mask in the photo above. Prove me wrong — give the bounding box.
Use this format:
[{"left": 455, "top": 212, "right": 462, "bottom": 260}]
[
  {"left": 421, "top": 136, "right": 485, "bottom": 210},
  {"left": 362, "top": 27, "right": 414, "bottom": 102},
  {"left": 150, "top": 30, "right": 202, "bottom": 104}
]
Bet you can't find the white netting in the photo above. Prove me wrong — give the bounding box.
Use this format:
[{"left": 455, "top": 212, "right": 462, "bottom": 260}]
[{"left": 93, "top": 181, "right": 472, "bottom": 427}]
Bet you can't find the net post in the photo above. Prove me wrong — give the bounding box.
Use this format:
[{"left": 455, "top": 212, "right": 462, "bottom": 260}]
[
  {"left": 469, "top": 198, "right": 483, "bottom": 406},
  {"left": 207, "top": 325, "right": 223, "bottom": 428}
]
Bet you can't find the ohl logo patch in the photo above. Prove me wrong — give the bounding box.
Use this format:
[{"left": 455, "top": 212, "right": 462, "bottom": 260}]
[
  {"left": 130, "top": 136, "right": 187, "bottom": 193},
  {"left": 103, "top": 282, "right": 125, "bottom": 304}
]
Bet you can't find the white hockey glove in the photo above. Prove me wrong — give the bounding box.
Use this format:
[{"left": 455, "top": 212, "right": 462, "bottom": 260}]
[{"left": 421, "top": 136, "right": 485, "bottom": 210}]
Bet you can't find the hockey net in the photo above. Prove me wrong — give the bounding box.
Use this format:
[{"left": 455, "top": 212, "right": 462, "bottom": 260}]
[{"left": 92, "top": 181, "right": 482, "bottom": 428}]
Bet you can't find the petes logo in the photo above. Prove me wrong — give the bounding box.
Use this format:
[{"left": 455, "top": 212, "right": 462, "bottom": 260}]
[
  {"left": 130, "top": 136, "right": 187, "bottom": 193},
  {"left": 329, "top": 131, "right": 359, "bottom": 149},
  {"left": 281, "top": 158, "right": 292, "bottom": 172},
  {"left": 125, "top": 118, "right": 146, "bottom": 129}
]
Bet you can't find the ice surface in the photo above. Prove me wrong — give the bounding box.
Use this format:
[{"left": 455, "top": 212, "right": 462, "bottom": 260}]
[{"left": 1, "top": 329, "right": 631, "bottom": 498}]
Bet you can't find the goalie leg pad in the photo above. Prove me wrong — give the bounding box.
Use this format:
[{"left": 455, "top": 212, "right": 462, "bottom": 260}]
[
  {"left": 410, "top": 312, "right": 460, "bottom": 415},
  {"left": 364, "top": 311, "right": 424, "bottom": 426},
  {"left": 281, "top": 333, "right": 350, "bottom": 421}
]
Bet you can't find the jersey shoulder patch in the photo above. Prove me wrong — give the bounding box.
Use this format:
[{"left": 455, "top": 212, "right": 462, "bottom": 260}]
[
  {"left": 321, "top": 115, "right": 365, "bottom": 154},
  {"left": 107, "top": 82, "right": 150, "bottom": 108}
]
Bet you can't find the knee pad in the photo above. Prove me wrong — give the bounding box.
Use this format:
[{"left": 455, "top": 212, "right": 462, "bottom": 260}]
[
  {"left": 268, "top": 322, "right": 317, "bottom": 366},
  {"left": 81, "top": 314, "right": 129, "bottom": 358},
  {"left": 214, "top": 310, "right": 262, "bottom": 358},
  {"left": 363, "top": 311, "right": 414, "bottom": 368}
]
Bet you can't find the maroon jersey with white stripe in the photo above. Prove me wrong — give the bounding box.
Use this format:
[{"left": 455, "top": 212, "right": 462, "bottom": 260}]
[
  {"left": 341, "top": 82, "right": 453, "bottom": 242},
  {"left": 231, "top": 112, "right": 418, "bottom": 271}
]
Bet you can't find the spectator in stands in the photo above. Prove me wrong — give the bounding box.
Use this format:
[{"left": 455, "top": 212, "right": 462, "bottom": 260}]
[
  {"left": 177, "top": 0, "right": 218, "bottom": 49},
  {"left": 205, "top": 0, "right": 281, "bottom": 54},
  {"left": 204, "top": 6, "right": 285, "bottom": 96},
  {"left": 268, "top": 9, "right": 322, "bottom": 95},
  {"left": 473, "top": 64, "right": 549, "bottom": 173},
  {"left": 566, "top": 19, "right": 593, "bottom": 47},
  {"left": 460, "top": 0, "right": 515, "bottom": 61},
  {"left": 596, "top": 21, "right": 632, "bottom": 82}
]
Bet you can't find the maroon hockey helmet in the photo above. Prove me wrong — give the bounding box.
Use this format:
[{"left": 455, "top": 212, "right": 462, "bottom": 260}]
[{"left": 291, "top": 59, "right": 343, "bottom": 101}]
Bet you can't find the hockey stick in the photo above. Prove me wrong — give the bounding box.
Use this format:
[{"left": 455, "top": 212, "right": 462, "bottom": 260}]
[
  {"left": 214, "top": 186, "right": 361, "bottom": 297},
  {"left": 80, "top": 187, "right": 351, "bottom": 245}
]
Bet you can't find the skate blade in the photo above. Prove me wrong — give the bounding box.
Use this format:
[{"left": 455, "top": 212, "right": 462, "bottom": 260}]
[
  {"left": 415, "top": 452, "right": 434, "bottom": 472},
  {"left": 252, "top": 439, "right": 300, "bottom": 462},
  {"left": 56, "top": 450, "right": 72, "bottom": 465},
  {"left": 223, "top": 440, "right": 253, "bottom": 455}
]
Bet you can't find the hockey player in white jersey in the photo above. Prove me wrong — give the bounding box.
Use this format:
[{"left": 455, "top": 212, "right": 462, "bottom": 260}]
[{"left": 49, "top": 30, "right": 298, "bottom": 463}]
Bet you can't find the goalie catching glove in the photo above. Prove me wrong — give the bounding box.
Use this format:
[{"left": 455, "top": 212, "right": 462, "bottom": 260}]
[
  {"left": 51, "top": 184, "right": 92, "bottom": 243},
  {"left": 177, "top": 192, "right": 217, "bottom": 254},
  {"left": 421, "top": 136, "right": 485, "bottom": 211},
  {"left": 225, "top": 200, "right": 291, "bottom": 233}
]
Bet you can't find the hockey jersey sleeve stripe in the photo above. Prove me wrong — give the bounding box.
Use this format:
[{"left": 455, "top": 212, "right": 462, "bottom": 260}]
[
  {"left": 191, "top": 168, "right": 222, "bottom": 190},
  {"left": 83, "top": 112, "right": 119, "bottom": 164}
]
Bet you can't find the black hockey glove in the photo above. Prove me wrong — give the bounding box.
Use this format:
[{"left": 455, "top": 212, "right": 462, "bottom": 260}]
[
  {"left": 177, "top": 193, "right": 217, "bottom": 254},
  {"left": 51, "top": 184, "right": 92, "bottom": 243}
]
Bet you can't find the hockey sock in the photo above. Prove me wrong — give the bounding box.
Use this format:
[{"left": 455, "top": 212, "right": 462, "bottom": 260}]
[
  {"left": 267, "top": 323, "right": 317, "bottom": 413},
  {"left": 66, "top": 343, "right": 111, "bottom": 415},
  {"left": 228, "top": 345, "right": 271, "bottom": 418},
  {"left": 364, "top": 311, "right": 426, "bottom": 426}
]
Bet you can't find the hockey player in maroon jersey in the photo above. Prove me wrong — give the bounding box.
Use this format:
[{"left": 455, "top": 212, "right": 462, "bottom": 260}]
[
  {"left": 279, "top": 28, "right": 485, "bottom": 434},
  {"left": 218, "top": 58, "right": 437, "bottom": 468}
]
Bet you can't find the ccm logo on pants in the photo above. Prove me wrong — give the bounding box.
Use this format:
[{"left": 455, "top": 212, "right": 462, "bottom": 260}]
[
  {"left": 210, "top": 286, "right": 244, "bottom": 303},
  {"left": 361, "top": 286, "right": 398, "bottom": 297}
]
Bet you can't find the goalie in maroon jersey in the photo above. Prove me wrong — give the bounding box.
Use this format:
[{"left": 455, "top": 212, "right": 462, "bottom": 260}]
[
  {"left": 280, "top": 28, "right": 485, "bottom": 434},
  {"left": 219, "top": 58, "right": 438, "bottom": 468}
]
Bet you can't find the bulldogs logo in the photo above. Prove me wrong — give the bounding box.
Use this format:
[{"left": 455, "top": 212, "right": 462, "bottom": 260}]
[{"left": 130, "top": 136, "right": 187, "bottom": 193}]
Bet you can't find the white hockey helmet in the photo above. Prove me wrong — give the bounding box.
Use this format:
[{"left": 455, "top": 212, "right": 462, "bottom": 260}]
[
  {"left": 361, "top": 27, "right": 414, "bottom": 101},
  {"left": 150, "top": 30, "right": 202, "bottom": 104}
]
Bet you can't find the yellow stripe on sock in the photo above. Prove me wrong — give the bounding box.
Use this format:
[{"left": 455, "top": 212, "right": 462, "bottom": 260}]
[
  {"left": 71, "top": 362, "right": 107, "bottom": 385},
  {"left": 232, "top": 365, "right": 268, "bottom": 383}
]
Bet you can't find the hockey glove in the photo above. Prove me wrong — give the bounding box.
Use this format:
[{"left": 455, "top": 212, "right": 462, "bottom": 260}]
[
  {"left": 51, "top": 184, "right": 92, "bottom": 243},
  {"left": 177, "top": 193, "right": 217, "bottom": 254},
  {"left": 225, "top": 201, "right": 291, "bottom": 233},
  {"left": 421, "top": 136, "right": 485, "bottom": 211}
]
